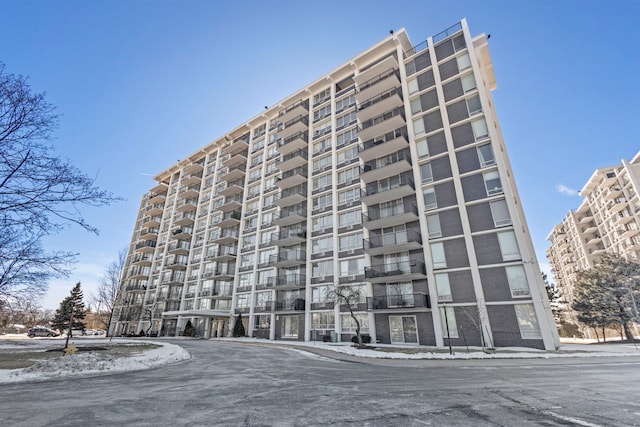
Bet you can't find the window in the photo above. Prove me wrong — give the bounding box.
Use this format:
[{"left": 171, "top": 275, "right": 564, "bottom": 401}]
[
  {"left": 490, "top": 200, "right": 511, "bottom": 227},
  {"left": 313, "top": 193, "right": 333, "bottom": 210},
  {"left": 314, "top": 88, "right": 331, "bottom": 105},
  {"left": 389, "top": 315, "right": 418, "bottom": 344},
  {"left": 236, "top": 293, "right": 250, "bottom": 308},
  {"left": 242, "top": 234, "right": 256, "bottom": 249},
  {"left": 250, "top": 153, "right": 263, "bottom": 167},
  {"left": 420, "top": 163, "right": 433, "bottom": 183},
  {"left": 313, "top": 122, "right": 332, "bottom": 138},
  {"left": 336, "top": 128, "right": 358, "bottom": 147},
  {"left": 265, "top": 161, "right": 277, "bottom": 175},
  {"left": 252, "top": 138, "right": 265, "bottom": 152},
  {"left": 254, "top": 314, "right": 270, "bottom": 329},
  {"left": 380, "top": 199, "right": 402, "bottom": 217},
  {"left": 312, "top": 259, "right": 334, "bottom": 277},
  {"left": 339, "top": 258, "right": 364, "bottom": 276},
  {"left": 313, "top": 173, "right": 332, "bottom": 191},
  {"left": 335, "top": 94, "right": 355, "bottom": 112},
  {"left": 387, "top": 282, "right": 413, "bottom": 307},
  {"left": 238, "top": 273, "right": 253, "bottom": 289},
  {"left": 314, "top": 105, "right": 331, "bottom": 121},
  {"left": 410, "top": 97, "right": 422, "bottom": 115},
  {"left": 311, "top": 312, "right": 335, "bottom": 329},
  {"left": 312, "top": 213, "right": 333, "bottom": 231},
  {"left": 515, "top": 304, "right": 541, "bottom": 339},
  {"left": 408, "top": 78, "right": 419, "bottom": 95},
  {"left": 337, "top": 146, "right": 358, "bottom": 165},
  {"left": 466, "top": 94, "right": 482, "bottom": 115},
  {"left": 456, "top": 53, "right": 471, "bottom": 71},
  {"left": 313, "top": 155, "right": 332, "bottom": 172},
  {"left": 257, "top": 269, "right": 275, "bottom": 285},
  {"left": 338, "top": 166, "right": 360, "bottom": 185},
  {"left": 341, "top": 313, "right": 369, "bottom": 333},
  {"left": 339, "top": 233, "right": 363, "bottom": 252},
  {"left": 259, "top": 231, "right": 272, "bottom": 245},
  {"left": 311, "top": 285, "right": 332, "bottom": 302},
  {"left": 338, "top": 209, "right": 361, "bottom": 228},
  {"left": 255, "top": 291, "right": 271, "bottom": 308},
  {"left": 336, "top": 111, "right": 357, "bottom": 129},
  {"left": 484, "top": 171, "right": 502, "bottom": 196},
  {"left": 440, "top": 306, "right": 458, "bottom": 338},
  {"left": 313, "top": 137, "right": 331, "bottom": 154},
  {"left": 424, "top": 187, "right": 437, "bottom": 210},
  {"left": 435, "top": 273, "right": 452, "bottom": 302},
  {"left": 413, "top": 117, "right": 425, "bottom": 136},
  {"left": 261, "top": 211, "right": 274, "bottom": 226},
  {"left": 240, "top": 253, "right": 254, "bottom": 268},
  {"left": 416, "top": 138, "right": 429, "bottom": 158},
  {"left": 244, "top": 216, "right": 258, "bottom": 230},
  {"left": 498, "top": 231, "right": 520, "bottom": 261},
  {"left": 338, "top": 188, "right": 360, "bottom": 206},
  {"left": 426, "top": 214, "right": 442, "bottom": 238},
  {"left": 477, "top": 144, "right": 495, "bottom": 167},
  {"left": 431, "top": 242, "right": 446, "bottom": 269},
  {"left": 258, "top": 248, "right": 275, "bottom": 265},
  {"left": 248, "top": 183, "right": 260, "bottom": 198},
  {"left": 506, "top": 265, "right": 530, "bottom": 297},
  {"left": 282, "top": 315, "right": 299, "bottom": 338},
  {"left": 461, "top": 74, "right": 476, "bottom": 92},
  {"left": 312, "top": 236, "right": 333, "bottom": 254}
]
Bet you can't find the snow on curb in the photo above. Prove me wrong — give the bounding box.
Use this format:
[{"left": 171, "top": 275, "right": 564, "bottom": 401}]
[{"left": 0, "top": 340, "right": 190, "bottom": 383}]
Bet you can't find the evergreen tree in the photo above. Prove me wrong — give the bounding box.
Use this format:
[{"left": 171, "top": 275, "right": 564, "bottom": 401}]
[
  {"left": 51, "top": 282, "right": 86, "bottom": 336},
  {"left": 232, "top": 313, "right": 245, "bottom": 337}
]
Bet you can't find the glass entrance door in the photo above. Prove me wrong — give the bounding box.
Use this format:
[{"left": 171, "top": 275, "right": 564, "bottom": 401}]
[{"left": 389, "top": 316, "right": 418, "bottom": 344}]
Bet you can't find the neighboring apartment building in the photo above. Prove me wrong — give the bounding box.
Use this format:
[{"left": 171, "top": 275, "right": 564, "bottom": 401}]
[
  {"left": 547, "top": 151, "right": 640, "bottom": 321},
  {"left": 110, "top": 19, "right": 559, "bottom": 350}
]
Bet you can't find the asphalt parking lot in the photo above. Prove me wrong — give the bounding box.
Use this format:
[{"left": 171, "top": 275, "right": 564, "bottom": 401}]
[{"left": 1, "top": 339, "right": 639, "bottom": 426}]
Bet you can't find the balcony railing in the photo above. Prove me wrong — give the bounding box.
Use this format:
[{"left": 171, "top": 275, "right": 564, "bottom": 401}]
[
  {"left": 364, "top": 261, "right": 426, "bottom": 279},
  {"left": 275, "top": 298, "right": 305, "bottom": 311},
  {"left": 267, "top": 273, "right": 306, "bottom": 288},
  {"left": 367, "top": 293, "right": 430, "bottom": 310}
]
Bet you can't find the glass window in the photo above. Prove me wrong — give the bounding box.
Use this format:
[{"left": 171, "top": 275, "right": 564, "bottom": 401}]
[
  {"left": 336, "top": 128, "right": 358, "bottom": 146},
  {"left": 311, "top": 285, "right": 332, "bottom": 302},
  {"left": 312, "top": 259, "right": 334, "bottom": 277},
  {"left": 435, "top": 273, "right": 452, "bottom": 301},
  {"left": 255, "top": 291, "right": 271, "bottom": 307},
  {"left": 254, "top": 314, "right": 271, "bottom": 329},
  {"left": 413, "top": 117, "right": 425, "bottom": 136},
  {"left": 339, "top": 258, "right": 365, "bottom": 276},
  {"left": 311, "top": 312, "right": 335, "bottom": 329},
  {"left": 312, "top": 213, "right": 333, "bottom": 231},
  {"left": 456, "top": 53, "right": 471, "bottom": 71},
  {"left": 484, "top": 171, "right": 503, "bottom": 195},
  {"left": 313, "top": 155, "right": 332, "bottom": 172},
  {"left": 416, "top": 138, "right": 429, "bottom": 158},
  {"left": 338, "top": 187, "right": 360, "bottom": 205},
  {"left": 424, "top": 187, "right": 437, "bottom": 210},
  {"left": 490, "top": 200, "right": 511, "bottom": 227},
  {"left": 339, "top": 233, "right": 363, "bottom": 252},
  {"left": 313, "top": 137, "right": 331, "bottom": 154},
  {"left": 431, "top": 242, "right": 446, "bottom": 268},
  {"left": 387, "top": 282, "right": 413, "bottom": 307},
  {"left": 235, "top": 293, "right": 250, "bottom": 308},
  {"left": 341, "top": 313, "right": 369, "bottom": 333},
  {"left": 461, "top": 74, "right": 476, "bottom": 92},
  {"left": 466, "top": 94, "right": 482, "bottom": 115},
  {"left": 440, "top": 306, "right": 458, "bottom": 338},
  {"left": 420, "top": 163, "right": 433, "bottom": 183},
  {"left": 477, "top": 144, "right": 495, "bottom": 167},
  {"left": 498, "top": 231, "right": 520, "bottom": 261},
  {"left": 410, "top": 98, "right": 422, "bottom": 115},
  {"left": 313, "top": 193, "right": 333, "bottom": 210},
  {"left": 515, "top": 304, "right": 541, "bottom": 339},
  {"left": 312, "top": 236, "right": 333, "bottom": 254},
  {"left": 338, "top": 209, "right": 361, "bottom": 228},
  {"left": 240, "top": 253, "right": 254, "bottom": 268},
  {"left": 506, "top": 265, "right": 530, "bottom": 297},
  {"left": 426, "top": 214, "right": 442, "bottom": 238},
  {"left": 282, "top": 315, "right": 299, "bottom": 338},
  {"left": 313, "top": 173, "right": 332, "bottom": 191},
  {"left": 337, "top": 166, "right": 359, "bottom": 185},
  {"left": 408, "top": 78, "right": 419, "bottom": 95},
  {"left": 337, "top": 146, "right": 358, "bottom": 165}
]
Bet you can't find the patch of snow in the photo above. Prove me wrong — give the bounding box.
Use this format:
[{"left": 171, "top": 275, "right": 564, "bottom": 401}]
[{"left": 0, "top": 339, "right": 190, "bottom": 383}]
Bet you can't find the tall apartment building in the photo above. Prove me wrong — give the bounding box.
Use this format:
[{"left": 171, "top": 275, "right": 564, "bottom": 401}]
[
  {"left": 547, "top": 151, "right": 640, "bottom": 318},
  {"left": 110, "top": 19, "right": 559, "bottom": 350}
]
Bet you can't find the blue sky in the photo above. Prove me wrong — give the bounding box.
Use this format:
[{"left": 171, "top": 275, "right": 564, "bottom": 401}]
[{"left": 1, "top": 0, "right": 638, "bottom": 309}]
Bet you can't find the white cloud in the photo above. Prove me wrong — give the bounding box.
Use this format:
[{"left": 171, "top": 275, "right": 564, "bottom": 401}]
[{"left": 556, "top": 184, "right": 579, "bottom": 197}]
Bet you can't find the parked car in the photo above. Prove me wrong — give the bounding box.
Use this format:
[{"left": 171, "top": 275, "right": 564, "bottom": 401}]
[{"left": 27, "top": 327, "right": 60, "bottom": 338}]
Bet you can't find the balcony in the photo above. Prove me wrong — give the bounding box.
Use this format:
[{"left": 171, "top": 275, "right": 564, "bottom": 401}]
[
  {"left": 166, "top": 259, "right": 188, "bottom": 270},
  {"left": 271, "top": 228, "right": 307, "bottom": 246},
  {"left": 181, "top": 173, "right": 202, "bottom": 186},
  {"left": 279, "top": 99, "right": 309, "bottom": 123},
  {"left": 279, "top": 115, "right": 309, "bottom": 140},
  {"left": 212, "top": 265, "right": 236, "bottom": 280},
  {"left": 219, "top": 195, "right": 243, "bottom": 212},
  {"left": 272, "top": 205, "right": 307, "bottom": 227},
  {"left": 268, "top": 273, "right": 306, "bottom": 290},
  {"left": 176, "top": 199, "right": 197, "bottom": 213},
  {"left": 278, "top": 131, "right": 309, "bottom": 156},
  {"left": 275, "top": 298, "right": 305, "bottom": 311},
  {"left": 147, "top": 192, "right": 166, "bottom": 205},
  {"left": 217, "top": 210, "right": 242, "bottom": 228},
  {"left": 253, "top": 302, "right": 274, "bottom": 313},
  {"left": 220, "top": 181, "right": 244, "bottom": 197},
  {"left": 277, "top": 149, "right": 308, "bottom": 172},
  {"left": 224, "top": 150, "right": 248, "bottom": 169},
  {"left": 139, "top": 228, "right": 159, "bottom": 241},
  {"left": 225, "top": 137, "right": 250, "bottom": 156},
  {"left": 358, "top": 108, "right": 406, "bottom": 143},
  {"left": 172, "top": 227, "right": 192, "bottom": 241},
  {"left": 146, "top": 204, "right": 164, "bottom": 216},
  {"left": 135, "top": 240, "right": 157, "bottom": 252},
  {"left": 359, "top": 130, "right": 409, "bottom": 163},
  {"left": 142, "top": 215, "right": 162, "bottom": 228},
  {"left": 276, "top": 167, "right": 308, "bottom": 190},
  {"left": 219, "top": 168, "right": 245, "bottom": 182},
  {"left": 174, "top": 212, "right": 196, "bottom": 227},
  {"left": 357, "top": 87, "right": 404, "bottom": 121},
  {"left": 619, "top": 228, "right": 640, "bottom": 240},
  {"left": 355, "top": 68, "right": 401, "bottom": 105},
  {"left": 275, "top": 184, "right": 307, "bottom": 208},
  {"left": 367, "top": 293, "right": 430, "bottom": 310},
  {"left": 360, "top": 175, "right": 415, "bottom": 206},
  {"left": 168, "top": 241, "right": 190, "bottom": 255},
  {"left": 364, "top": 230, "right": 422, "bottom": 256},
  {"left": 127, "top": 267, "right": 150, "bottom": 280},
  {"left": 179, "top": 185, "right": 200, "bottom": 200},
  {"left": 360, "top": 155, "right": 412, "bottom": 184},
  {"left": 270, "top": 249, "right": 306, "bottom": 267},
  {"left": 211, "top": 228, "right": 239, "bottom": 245},
  {"left": 125, "top": 283, "right": 148, "bottom": 292},
  {"left": 364, "top": 260, "right": 427, "bottom": 283},
  {"left": 132, "top": 254, "right": 153, "bottom": 265}
]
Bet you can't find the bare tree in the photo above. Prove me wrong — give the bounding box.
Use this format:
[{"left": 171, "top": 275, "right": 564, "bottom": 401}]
[
  {"left": 0, "top": 62, "right": 120, "bottom": 307},
  {"left": 92, "top": 249, "right": 127, "bottom": 329},
  {"left": 327, "top": 284, "right": 368, "bottom": 348}
]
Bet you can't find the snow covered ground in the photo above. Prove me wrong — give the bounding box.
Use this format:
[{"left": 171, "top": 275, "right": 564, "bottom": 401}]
[{"left": 1, "top": 334, "right": 639, "bottom": 384}]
